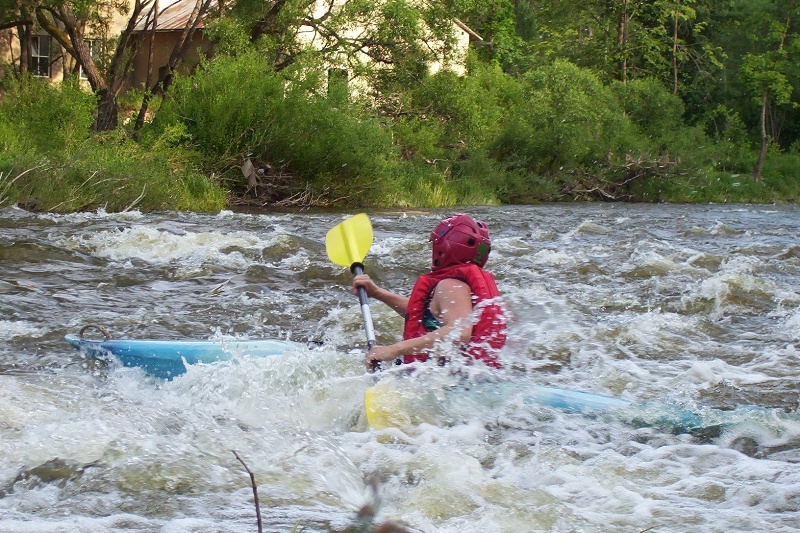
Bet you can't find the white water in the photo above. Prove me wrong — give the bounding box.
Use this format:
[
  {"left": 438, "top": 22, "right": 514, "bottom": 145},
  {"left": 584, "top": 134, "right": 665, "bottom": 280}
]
[{"left": 1, "top": 204, "right": 799, "bottom": 532}]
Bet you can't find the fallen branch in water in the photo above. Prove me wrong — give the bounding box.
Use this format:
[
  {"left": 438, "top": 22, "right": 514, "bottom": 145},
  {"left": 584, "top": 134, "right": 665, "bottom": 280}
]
[
  {"left": 232, "top": 452, "right": 411, "bottom": 533},
  {"left": 339, "top": 476, "right": 413, "bottom": 533},
  {"left": 563, "top": 153, "right": 695, "bottom": 201},
  {"left": 232, "top": 450, "right": 263, "bottom": 533}
]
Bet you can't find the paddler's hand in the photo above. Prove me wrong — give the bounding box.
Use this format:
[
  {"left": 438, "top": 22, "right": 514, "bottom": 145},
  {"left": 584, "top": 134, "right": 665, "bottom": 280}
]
[
  {"left": 352, "top": 275, "right": 409, "bottom": 317},
  {"left": 365, "top": 344, "right": 399, "bottom": 370},
  {"left": 352, "top": 274, "right": 380, "bottom": 298}
]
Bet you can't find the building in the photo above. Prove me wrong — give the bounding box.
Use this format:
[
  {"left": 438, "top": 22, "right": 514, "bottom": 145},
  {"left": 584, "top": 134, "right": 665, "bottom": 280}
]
[{"left": 1, "top": 0, "right": 481, "bottom": 95}]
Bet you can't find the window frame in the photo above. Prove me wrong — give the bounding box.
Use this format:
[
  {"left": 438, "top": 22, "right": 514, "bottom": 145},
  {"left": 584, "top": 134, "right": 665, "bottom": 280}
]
[{"left": 30, "top": 35, "right": 51, "bottom": 78}]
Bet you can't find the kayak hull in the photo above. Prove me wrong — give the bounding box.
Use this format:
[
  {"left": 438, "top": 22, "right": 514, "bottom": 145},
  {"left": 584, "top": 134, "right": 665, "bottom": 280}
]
[
  {"left": 66, "top": 335, "right": 778, "bottom": 437},
  {"left": 523, "top": 384, "right": 631, "bottom": 412},
  {"left": 365, "top": 379, "right": 720, "bottom": 435},
  {"left": 65, "top": 334, "right": 304, "bottom": 379}
]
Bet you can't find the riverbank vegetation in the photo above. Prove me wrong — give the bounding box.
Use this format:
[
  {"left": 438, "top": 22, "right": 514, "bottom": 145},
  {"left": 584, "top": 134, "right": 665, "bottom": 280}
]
[{"left": 1, "top": 0, "right": 799, "bottom": 211}]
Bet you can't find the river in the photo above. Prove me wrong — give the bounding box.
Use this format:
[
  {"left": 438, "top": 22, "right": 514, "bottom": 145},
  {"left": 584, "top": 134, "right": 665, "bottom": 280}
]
[{"left": 1, "top": 203, "right": 799, "bottom": 532}]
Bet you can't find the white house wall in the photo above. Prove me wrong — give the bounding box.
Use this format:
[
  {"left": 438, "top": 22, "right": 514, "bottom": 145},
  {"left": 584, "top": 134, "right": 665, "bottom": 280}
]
[{"left": 296, "top": 0, "right": 472, "bottom": 92}]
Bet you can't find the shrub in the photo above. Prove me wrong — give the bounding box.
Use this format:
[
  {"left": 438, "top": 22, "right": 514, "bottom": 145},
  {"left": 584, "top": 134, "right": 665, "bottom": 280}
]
[
  {"left": 761, "top": 152, "right": 800, "bottom": 201},
  {"left": 148, "top": 51, "right": 400, "bottom": 205},
  {"left": 611, "top": 78, "right": 686, "bottom": 150},
  {"left": 0, "top": 75, "right": 225, "bottom": 212},
  {"left": 491, "top": 60, "right": 631, "bottom": 174},
  {"left": 697, "top": 105, "right": 754, "bottom": 173},
  {"left": 0, "top": 75, "right": 94, "bottom": 154}
]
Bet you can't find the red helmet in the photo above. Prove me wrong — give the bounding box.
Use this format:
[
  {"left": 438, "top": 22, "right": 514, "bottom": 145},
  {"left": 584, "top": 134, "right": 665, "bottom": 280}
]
[{"left": 430, "top": 214, "right": 491, "bottom": 271}]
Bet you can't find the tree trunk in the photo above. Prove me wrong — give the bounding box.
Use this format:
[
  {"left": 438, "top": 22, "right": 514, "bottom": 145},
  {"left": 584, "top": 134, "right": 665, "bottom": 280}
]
[
  {"left": 94, "top": 88, "right": 119, "bottom": 131},
  {"left": 753, "top": 92, "right": 768, "bottom": 182},
  {"left": 17, "top": 22, "right": 31, "bottom": 74},
  {"left": 11, "top": 4, "right": 35, "bottom": 74},
  {"left": 672, "top": 11, "right": 678, "bottom": 95},
  {"left": 134, "top": 0, "right": 159, "bottom": 131},
  {"left": 617, "top": 0, "right": 629, "bottom": 83},
  {"left": 135, "top": 0, "right": 212, "bottom": 131}
]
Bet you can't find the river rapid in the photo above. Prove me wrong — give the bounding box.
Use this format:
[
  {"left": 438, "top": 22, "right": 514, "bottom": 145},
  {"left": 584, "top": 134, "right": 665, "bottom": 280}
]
[{"left": 1, "top": 204, "right": 799, "bottom": 532}]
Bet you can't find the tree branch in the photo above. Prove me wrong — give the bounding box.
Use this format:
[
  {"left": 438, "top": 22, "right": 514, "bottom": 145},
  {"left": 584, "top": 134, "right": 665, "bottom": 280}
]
[
  {"left": 35, "top": 7, "right": 75, "bottom": 56},
  {"left": 0, "top": 19, "right": 32, "bottom": 31},
  {"left": 232, "top": 450, "right": 262, "bottom": 533}
]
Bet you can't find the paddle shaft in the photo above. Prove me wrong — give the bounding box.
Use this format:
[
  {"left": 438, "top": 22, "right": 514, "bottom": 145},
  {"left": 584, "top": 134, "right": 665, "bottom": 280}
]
[{"left": 351, "top": 262, "right": 377, "bottom": 350}]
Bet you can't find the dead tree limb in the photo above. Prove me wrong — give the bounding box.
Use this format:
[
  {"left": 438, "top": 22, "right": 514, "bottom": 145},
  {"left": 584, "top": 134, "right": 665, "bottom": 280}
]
[{"left": 232, "top": 450, "right": 262, "bottom": 533}]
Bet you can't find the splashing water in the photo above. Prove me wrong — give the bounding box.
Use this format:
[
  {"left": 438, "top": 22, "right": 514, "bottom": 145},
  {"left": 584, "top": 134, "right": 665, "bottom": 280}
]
[{"left": 1, "top": 204, "right": 799, "bottom": 532}]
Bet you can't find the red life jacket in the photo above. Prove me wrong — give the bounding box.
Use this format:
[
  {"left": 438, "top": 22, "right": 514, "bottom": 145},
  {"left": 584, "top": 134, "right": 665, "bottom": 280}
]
[{"left": 402, "top": 264, "right": 506, "bottom": 368}]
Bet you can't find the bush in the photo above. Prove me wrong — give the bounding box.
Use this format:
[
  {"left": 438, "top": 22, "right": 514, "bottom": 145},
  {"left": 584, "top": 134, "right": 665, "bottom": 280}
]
[
  {"left": 491, "top": 60, "right": 631, "bottom": 174},
  {"left": 761, "top": 152, "right": 800, "bottom": 201},
  {"left": 0, "top": 75, "right": 226, "bottom": 212},
  {"left": 697, "top": 105, "right": 754, "bottom": 173},
  {"left": 385, "top": 61, "right": 519, "bottom": 204},
  {"left": 0, "top": 75, "right": 94, "bottom": 154},
  {"left": 148, "top": 51, "right": 400, "bottom": 205},
  {"left": 408, "top": 62, "right": 520, "bottom": 150},
  {"left": 611, "top": 78, "right": 686, "bottom": 150},
  {"left": 610, "top": 77, "right": 713, "bottom": 168}
]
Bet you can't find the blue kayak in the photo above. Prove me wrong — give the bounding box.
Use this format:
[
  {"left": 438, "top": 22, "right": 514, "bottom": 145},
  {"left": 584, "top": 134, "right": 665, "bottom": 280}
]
[
  {"left": 365, "top": 378, "right": 783, "bottom": 436},
  {"left": 66, "top": 334, "right": 790, "bottom": 436},
  {"left": 521, "top": 384, "right": 709, "bottom": 434},
  {"left": 65, "top": 334, "right": 305, "bottom": 379}
]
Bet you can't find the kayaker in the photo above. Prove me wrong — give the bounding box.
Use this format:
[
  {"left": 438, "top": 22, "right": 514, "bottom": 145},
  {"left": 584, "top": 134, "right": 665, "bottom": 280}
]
[{"left": 352, "top": 214, "right": 506, "bottom": 370}]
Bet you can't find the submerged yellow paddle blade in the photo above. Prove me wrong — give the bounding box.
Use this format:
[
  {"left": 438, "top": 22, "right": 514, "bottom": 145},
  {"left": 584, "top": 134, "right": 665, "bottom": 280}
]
[
  {"left": 326, "top": 213, "right": 373, "bottom": 268},
  {"left": 365, "top": 382, "right": 412, "bottom": 430}
]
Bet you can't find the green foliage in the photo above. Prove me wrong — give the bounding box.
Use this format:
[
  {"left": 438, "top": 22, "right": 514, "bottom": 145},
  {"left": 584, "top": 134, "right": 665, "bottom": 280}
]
[
  {"left": 147, "top": 51, "right": 399, "bottom": 205},
  {"left": 740, "top": 51, "right": 794, "bottom": 106},
  {"left": 0, "top": 75, "right": 95, "bottom": 154},
  {"left": 383, "top": 61, "right": 520, "bottom": 204},
  {"left": 761, "top": 152, "right": 800, "bottom": 200},
  {"left": 697, "top": 105, "right": 754, "bottom": 172},
  {"left": 390, "top": 165, "right": 459, "bottom": 207},
  {"left": 612, "top": 78, "right": 685, "bottom": 143},
  {"left": 392, "top": 62, "right": 518, "bottom": 160},
  {"left": 202, "top": 16, "right": 252, "bottom": 56},
  {"left": 495, "top": 171, "right": 562, "bottom": 204},
  {"left": 610, "top": 77, "right": 714, "bottom": 172},
  {"left": 147, "top": 53, "right": 285, "bottom": 162},
  {"left": 634, "top": 170, "right": 775, "bottom": 203},
  {"left": 448, "top": 150, "right": 512, "bottom": 204},
  {"left": 0, "top": 75, "right": 225, "bottom": 212},
  {"left": 444, "top": 0, "right": 526, "bottom": 71},
  {"left": 5, "top": 0, "right": 800, "bottom": 210},
  {"left": 492, "top": 60, "right": 630, "bottom": 173}
]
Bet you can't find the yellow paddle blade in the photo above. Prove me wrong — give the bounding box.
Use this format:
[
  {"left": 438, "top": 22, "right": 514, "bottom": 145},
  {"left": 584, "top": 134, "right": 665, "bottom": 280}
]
[
  {"left": 326, "top": 213, "right": 373, "bottom": 268},
  {"left": 365, "top": 382, "right": 413, "bottom": 430}
]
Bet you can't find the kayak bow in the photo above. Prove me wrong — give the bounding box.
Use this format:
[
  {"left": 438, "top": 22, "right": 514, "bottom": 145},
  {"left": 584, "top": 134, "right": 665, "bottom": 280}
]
[{"left": 65, "top": 334, "right": 305, "bottom": 379}]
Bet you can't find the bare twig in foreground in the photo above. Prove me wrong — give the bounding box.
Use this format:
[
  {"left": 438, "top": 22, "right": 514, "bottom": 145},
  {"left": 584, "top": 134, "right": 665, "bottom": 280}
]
[{"left": 232, "top": 450, "right": 262, "bottom": 533}]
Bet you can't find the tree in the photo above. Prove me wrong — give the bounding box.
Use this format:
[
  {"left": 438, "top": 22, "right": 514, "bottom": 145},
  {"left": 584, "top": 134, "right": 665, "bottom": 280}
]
[
  {"left": 735, "top": 0, "right": 799, "bottom": 180},
  {"left": 440, "top": 0, "right": 524, "bottom": 71},
  {"left": 33, "top": 0, "right": 156, "bottom": 130},
  {"left": 2, "top": 0, "right": 215, "bottom": 132},
  {"left": 226, "top": 0, "right": 467, "bottom": 87},
  {"left": 0, "top": 0, "right": 38, "bottom": 74},
  {"left": 741, "top": 52, "right": 794, "bottom": 180},
  {"left": 654, "top": 0, "right": 697, "bottom": 94},
  {"left": 134, "top": 0, "right": 215, "bottom": 130}
]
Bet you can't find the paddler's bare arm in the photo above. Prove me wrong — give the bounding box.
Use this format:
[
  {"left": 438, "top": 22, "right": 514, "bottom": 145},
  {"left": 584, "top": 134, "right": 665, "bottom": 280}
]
[
  {"left": 352, "top": 274, "right": 409, "bottom": 316},
  {"left": 364, "top": 278, "right": 474, "bottom": 366}
]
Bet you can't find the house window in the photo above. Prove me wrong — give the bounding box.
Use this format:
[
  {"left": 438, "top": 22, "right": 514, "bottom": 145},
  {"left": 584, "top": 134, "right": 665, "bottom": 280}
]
[
  {"left": 79, "top": 39, "right": 99, "bottom": 80},
  {"left": 31, "top": 35, "right": 51, "bottom": 77}
]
